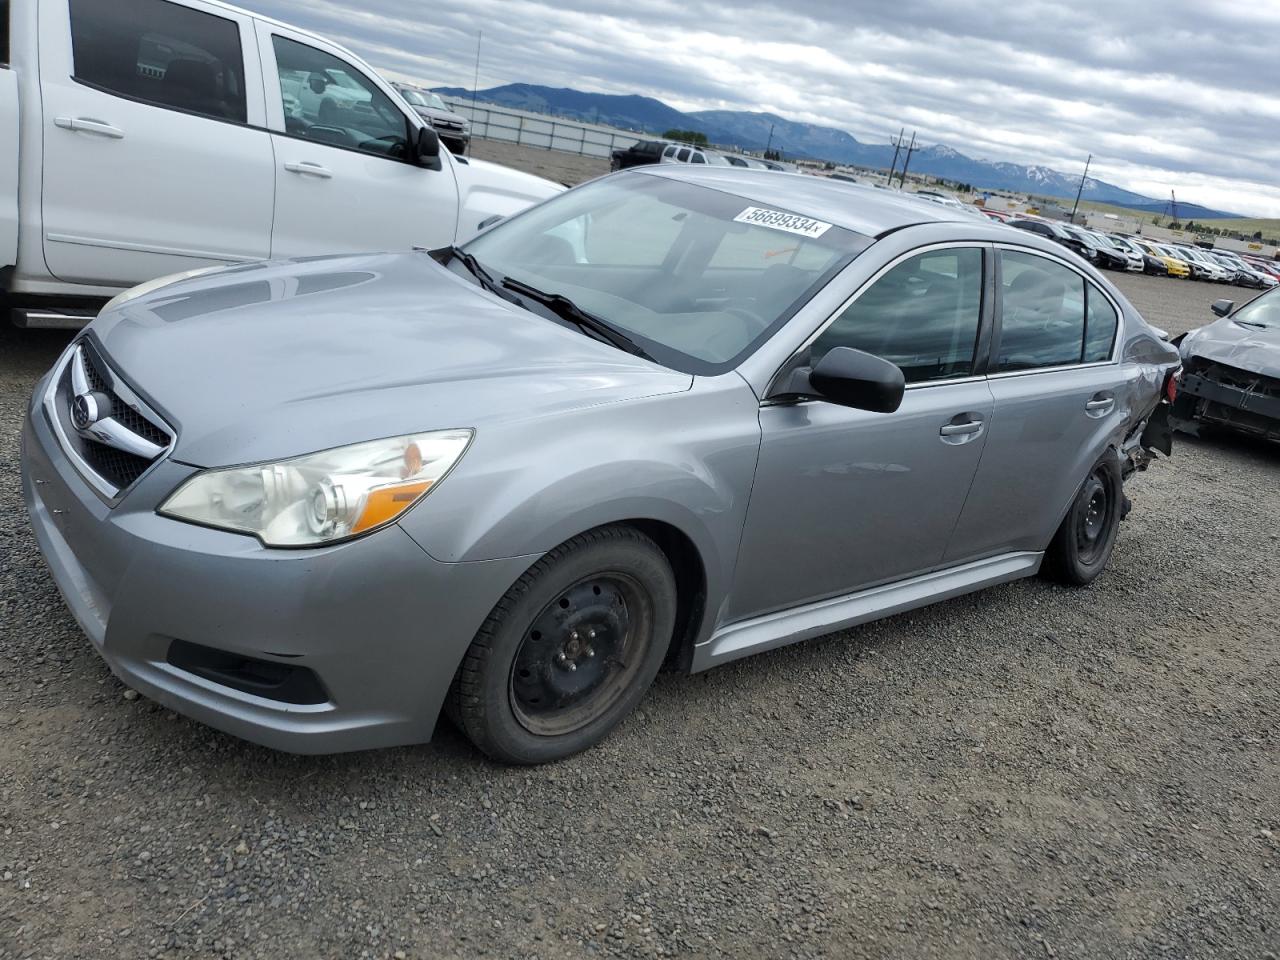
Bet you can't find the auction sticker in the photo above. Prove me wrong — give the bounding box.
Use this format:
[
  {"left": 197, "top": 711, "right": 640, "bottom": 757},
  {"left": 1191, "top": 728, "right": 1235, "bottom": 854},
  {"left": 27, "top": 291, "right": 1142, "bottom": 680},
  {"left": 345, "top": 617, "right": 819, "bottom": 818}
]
[{"left": 733, "top": 206, "right": 832, "bottom": 238}]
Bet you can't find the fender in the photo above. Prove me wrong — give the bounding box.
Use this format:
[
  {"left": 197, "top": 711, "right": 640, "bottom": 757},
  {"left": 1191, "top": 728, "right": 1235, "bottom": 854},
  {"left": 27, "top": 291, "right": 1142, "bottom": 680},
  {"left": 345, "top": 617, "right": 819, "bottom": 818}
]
[{"left": 397, "top": 374, "right": 764, "bottom": 643}]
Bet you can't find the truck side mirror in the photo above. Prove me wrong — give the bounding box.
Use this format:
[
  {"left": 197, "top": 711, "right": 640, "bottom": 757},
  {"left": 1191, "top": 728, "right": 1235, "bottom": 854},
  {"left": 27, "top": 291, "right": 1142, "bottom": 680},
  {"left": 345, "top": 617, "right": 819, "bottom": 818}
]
[
  {"left": 414, "top": 125, "right": 441, "bottom": 164},
  {"left": 1211, "top": 299, "right": 1234, "bottom": 317}
]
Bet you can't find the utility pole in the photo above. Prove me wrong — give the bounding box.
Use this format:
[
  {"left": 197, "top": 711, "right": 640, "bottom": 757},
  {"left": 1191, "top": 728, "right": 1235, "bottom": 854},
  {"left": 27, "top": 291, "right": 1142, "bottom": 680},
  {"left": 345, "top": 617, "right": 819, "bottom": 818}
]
[
  {"left": 886, "top": 127, "right": 905, "bottom": 185},
  {"left": 898, "top": 131, "right": 917, "bottom": 188},
  {"left": 468, "top": 30, "right": 482, "bottom": 155},
  {"left": 765, "top": 122, "right": 775, "bottom": 157},
  {"left": 1069, "top": 153, "right": 1092, "bottom": 223},
  {"left": 1170, "top": 190, "right": 1179, "bottom": 222}
]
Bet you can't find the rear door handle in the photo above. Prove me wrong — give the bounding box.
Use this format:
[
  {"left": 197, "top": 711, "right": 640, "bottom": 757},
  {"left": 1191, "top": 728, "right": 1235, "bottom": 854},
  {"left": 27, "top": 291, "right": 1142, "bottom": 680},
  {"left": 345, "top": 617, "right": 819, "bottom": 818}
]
[
  {"left": 283, "top": 161, "right": 333, "bottom": 179},
  {"left": 1085, "top": 393, "right": 1115, "bottom": 417},
  {"left": 54, "top": 116, "right": 125, "bottom": 139},
  {"left": 940, "top": 414, "right": 985, "bottom": 445}
]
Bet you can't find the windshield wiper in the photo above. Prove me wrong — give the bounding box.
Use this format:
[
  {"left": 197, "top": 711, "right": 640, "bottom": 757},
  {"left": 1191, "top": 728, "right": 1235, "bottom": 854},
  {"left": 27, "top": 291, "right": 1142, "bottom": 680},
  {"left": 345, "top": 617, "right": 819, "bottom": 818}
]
[
  {"left": 444, "top": 245, "right": 505, "bottom": 298},
  {"left": 500, "top": 277, "right": 654, "bottom": 360}
]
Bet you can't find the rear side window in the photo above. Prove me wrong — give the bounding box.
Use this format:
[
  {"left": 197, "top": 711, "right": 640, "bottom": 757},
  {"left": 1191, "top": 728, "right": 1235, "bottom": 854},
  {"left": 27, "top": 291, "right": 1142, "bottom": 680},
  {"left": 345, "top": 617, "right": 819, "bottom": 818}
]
[
  {"left": 676, "top": 148, "right": 690, "bottom": 162},
  {"left": 68, "top": 0, "right": 246, "bottom": 122},
  {"left": 996, "top": 251, "right": 1087, "bottom": 371},
  {"left": 811, "top": 247, "right": 984, "bottom": 384}
]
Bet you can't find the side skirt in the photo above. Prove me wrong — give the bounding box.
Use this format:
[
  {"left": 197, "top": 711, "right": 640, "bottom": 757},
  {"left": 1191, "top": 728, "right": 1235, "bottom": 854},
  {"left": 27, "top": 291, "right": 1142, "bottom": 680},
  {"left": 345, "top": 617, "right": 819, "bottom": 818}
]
[{"left": 693, "top": 551, "right": 1043, "bottom": 671}]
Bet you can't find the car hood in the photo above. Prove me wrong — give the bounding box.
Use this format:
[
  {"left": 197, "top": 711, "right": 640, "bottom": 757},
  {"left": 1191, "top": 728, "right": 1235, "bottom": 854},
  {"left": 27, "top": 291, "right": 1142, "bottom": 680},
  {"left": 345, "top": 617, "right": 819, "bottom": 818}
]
[
  {"left": 412, "top": 105, "right": 467, "bottom": 126},
  {"left": 1182, "top": 316, "right": 1280, "bottom": 378},
  {"left": 87, "top": 254, "right": 691, "bottom": 467}
]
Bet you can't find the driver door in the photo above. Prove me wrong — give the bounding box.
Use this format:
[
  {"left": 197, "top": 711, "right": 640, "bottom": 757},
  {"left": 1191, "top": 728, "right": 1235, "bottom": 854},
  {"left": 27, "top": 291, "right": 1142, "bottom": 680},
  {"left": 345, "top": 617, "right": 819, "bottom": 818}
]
[{"left": 254, "top": 22, "right": 460, "bottom": 258}]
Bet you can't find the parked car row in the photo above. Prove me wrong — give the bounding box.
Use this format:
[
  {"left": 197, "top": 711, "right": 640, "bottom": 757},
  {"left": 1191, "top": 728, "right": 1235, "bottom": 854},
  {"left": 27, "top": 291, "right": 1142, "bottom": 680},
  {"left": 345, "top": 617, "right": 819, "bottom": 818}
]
[
  {"left": 610, "top": 138, "right": 793, "bottom": 172},
  {"left": 1001, "top": 215, "right": 1277, "bottom": 289}
]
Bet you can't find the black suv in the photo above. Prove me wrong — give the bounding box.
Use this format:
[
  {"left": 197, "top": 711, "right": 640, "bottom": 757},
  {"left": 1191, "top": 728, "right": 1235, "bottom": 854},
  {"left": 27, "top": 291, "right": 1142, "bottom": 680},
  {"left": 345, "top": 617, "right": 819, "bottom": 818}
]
[
  {"left": 610, "top": 140, "right": 667, "bottom": 171},
  {"left": 1007, "top": 219, "right": 1092, "bottom": 261}
]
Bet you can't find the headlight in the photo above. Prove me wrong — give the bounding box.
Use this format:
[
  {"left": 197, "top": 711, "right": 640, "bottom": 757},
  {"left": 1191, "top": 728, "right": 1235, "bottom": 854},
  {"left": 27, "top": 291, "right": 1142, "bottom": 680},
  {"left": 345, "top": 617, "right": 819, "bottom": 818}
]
[
  {"left": 159, "top": 430, "right": 472, "bottom": 547},
  {"left": 101, "top": 266, "right": 226, "bottom": 314}
]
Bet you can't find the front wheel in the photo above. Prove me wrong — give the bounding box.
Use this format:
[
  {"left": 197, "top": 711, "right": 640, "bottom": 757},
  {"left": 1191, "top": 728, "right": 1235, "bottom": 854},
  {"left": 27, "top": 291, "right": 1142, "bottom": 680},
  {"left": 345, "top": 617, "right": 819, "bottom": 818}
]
[
  {"left": 1042, "top": 452, "right": 1123, "bottom": 585},
  {"left": 447, "top": 526, "right": 676, "bottom": 764}
]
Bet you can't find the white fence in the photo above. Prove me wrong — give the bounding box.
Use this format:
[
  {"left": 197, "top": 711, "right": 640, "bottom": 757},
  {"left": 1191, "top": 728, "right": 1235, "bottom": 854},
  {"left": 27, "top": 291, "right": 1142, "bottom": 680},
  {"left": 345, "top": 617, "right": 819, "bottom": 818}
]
[{"left": 440, "top": 98, "right": 642, "bottom": 159}]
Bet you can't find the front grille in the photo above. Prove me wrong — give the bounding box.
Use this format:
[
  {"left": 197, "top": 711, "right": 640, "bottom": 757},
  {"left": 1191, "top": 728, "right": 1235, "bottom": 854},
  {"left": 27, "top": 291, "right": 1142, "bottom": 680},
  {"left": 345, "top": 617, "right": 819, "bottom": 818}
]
[{"left": 47, "top": 341, "right": 174, "bottom": 498}]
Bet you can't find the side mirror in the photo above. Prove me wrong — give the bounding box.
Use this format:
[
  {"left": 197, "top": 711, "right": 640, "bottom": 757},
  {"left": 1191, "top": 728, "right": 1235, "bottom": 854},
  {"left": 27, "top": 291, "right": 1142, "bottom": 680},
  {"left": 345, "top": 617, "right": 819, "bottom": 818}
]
[
  {"left": 414, "top": 125, "right": 441, "bottom": 165},
  {"left": 786, "top": 347, "right": 905, "bottom": 413},
  {"left": 1211, "top": 299, "right": 1234, "bottom": 317}
]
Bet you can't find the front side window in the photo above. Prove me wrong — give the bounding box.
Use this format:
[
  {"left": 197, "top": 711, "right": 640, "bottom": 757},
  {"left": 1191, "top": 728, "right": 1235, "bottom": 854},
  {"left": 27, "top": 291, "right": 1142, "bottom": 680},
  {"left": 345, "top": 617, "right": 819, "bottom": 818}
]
[
  {"left": 811, "top": 247, "right": 984, "bottom": 384},
  {"left": 996, "top": 251, "right": 1086, "bottom": 371},
  {"left": 68, "top": 0, "right": 246, "bottom": 122},
  {"left": 272, "top": 36, "right": 408, "bottom": 158},
  {"left": 461, "top": 175, "right": 869, "bottom": 373}
]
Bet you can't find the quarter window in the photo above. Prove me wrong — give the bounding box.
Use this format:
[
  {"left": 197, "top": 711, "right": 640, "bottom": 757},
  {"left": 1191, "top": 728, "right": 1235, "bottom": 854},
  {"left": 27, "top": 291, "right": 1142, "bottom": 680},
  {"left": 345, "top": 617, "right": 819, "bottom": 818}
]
[
  {"left": 996, "top": 251, "right": 1086, "bottom": 371},
  {"left": 68, "top": 0, "right": 247, "bottom": 123},
  {"left": 1084, "top": 284, "right": 1118, "bottom": 362},
  {"left": 272, "top": 36, "right": 409, "bottom": 158},
  {"left": 811, "top": 247, "right": 984, "bottom": 384}
]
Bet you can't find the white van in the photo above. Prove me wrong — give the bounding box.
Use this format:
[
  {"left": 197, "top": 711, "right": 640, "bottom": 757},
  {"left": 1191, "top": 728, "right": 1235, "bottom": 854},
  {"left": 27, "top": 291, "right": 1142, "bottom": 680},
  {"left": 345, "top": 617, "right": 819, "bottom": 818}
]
[{"left": 0, "top": 0, "right": 561, "bottom": 326}]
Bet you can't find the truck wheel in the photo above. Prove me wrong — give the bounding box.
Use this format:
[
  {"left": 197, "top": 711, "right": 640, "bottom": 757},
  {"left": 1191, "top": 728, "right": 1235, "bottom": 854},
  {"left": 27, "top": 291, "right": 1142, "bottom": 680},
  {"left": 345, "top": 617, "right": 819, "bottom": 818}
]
[
  {"left": 1043, "top": 452, "right": 1123, "bottom": 586},
  {"left": 447, "top": 526, "right": 676, "bottom": 764}
]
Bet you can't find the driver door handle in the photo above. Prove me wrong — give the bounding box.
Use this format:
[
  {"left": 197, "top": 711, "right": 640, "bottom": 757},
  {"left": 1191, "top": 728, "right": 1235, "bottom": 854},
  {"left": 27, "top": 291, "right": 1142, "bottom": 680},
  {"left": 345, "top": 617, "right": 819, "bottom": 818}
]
[
  {"left": 939, "top": 414, "right": 985, "bottom": 445},
  {"left": 54, "top": 116, "right": 125, "bottom": 139},
  {"left": 283, "top": 161, "right": 333, "bottom": 179}
]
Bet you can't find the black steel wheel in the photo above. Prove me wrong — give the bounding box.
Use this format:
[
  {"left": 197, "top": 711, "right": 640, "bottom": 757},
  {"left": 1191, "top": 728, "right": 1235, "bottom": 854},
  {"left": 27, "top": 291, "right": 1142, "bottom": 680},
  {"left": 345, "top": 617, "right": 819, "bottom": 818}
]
[
  {"left": 509, "top": 573, "right": 649, "bottom": 737},
  {"left": 447, "top": 526, "right": 676, "bottom": 764},
  {"left": 1043, "top": 452, "right": 1123, "bottom": 585}
]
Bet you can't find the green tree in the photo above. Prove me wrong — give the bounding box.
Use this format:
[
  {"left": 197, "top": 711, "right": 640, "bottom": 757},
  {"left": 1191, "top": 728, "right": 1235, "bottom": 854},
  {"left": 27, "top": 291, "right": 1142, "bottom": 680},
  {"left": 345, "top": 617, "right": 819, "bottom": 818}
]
[{"left": 662, "top": 129, "right": 708, "bottom": 146}]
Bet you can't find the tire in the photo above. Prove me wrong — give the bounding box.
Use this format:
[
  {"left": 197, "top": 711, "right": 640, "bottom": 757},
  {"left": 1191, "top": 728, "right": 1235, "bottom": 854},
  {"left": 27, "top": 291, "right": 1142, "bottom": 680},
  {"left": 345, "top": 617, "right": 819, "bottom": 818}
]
[
  {"left": 446, "top": 526, "right": 676, "bottom": 764},
  {"left": 1042, "top": 451, "right": 1123, "bottom": 586}
]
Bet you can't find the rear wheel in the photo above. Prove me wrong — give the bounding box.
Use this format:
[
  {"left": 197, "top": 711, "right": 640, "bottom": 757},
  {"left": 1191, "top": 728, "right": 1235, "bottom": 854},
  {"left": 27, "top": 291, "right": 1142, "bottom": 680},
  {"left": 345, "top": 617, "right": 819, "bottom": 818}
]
[
  {"left": 1043, "top": 452, "right": 1123, "bottom": 585},
  {"left": 447, "top": 526, "right": 676, "bottom": 764}
]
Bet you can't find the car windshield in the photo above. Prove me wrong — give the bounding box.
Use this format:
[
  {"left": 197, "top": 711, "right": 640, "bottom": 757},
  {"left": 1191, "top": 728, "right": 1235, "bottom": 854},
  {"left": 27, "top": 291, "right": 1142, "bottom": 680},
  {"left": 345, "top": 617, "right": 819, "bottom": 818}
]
[
  {"left": 1232, "top": 288, "right": 1280, "bottom": 327},
  {"left": 460, "top": 174, "right": 871, "bottom": 373}
]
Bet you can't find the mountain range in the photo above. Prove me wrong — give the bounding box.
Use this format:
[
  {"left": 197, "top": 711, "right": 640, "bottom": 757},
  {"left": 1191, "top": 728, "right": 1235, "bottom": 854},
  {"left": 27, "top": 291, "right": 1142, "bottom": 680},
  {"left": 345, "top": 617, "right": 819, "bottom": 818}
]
[{"left": 434, "top": 84, "right": 1242, "bottom": 220}]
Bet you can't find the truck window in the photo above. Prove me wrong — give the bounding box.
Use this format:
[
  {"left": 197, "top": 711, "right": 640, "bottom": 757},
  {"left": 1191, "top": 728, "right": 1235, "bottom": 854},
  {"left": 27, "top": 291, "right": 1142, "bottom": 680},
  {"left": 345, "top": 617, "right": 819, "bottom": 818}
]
[
  {"left": 1, "top": 0, "right": 9, "bottom": 65},
  {"left": 68, "top": 0, "right": 246, "bottom": 123},
  {"left": 270, "top": 36, "right": 410, "bottom": 159}
]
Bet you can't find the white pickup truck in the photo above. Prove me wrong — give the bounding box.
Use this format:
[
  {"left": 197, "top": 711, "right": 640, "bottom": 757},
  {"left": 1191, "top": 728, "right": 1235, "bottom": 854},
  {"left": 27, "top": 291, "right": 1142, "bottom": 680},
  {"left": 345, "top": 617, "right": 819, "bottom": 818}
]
[{"left": 0, "top": 0, "right": 562, "bottom": 327}]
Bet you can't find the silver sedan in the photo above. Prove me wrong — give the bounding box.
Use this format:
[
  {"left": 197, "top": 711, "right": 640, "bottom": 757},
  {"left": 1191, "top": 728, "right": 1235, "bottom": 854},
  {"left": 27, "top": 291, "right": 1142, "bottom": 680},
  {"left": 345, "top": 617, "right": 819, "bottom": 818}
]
[{"left": 22, "top": 167, "right": 1180, "bottom": 763}]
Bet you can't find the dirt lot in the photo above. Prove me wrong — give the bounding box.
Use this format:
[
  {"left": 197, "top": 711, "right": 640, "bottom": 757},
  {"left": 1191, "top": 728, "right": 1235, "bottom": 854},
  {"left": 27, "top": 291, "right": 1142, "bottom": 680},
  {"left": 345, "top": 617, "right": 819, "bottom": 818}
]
[{"left": 2, "top": 162, "right": 1278, "bottom": 959}]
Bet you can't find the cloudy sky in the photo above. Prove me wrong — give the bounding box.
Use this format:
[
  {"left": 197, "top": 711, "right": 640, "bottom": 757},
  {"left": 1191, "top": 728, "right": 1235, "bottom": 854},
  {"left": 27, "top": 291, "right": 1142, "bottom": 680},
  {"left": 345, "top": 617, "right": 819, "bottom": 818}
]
[{"left": 252, "top": 0, "right": 1280, "bottom": 217}]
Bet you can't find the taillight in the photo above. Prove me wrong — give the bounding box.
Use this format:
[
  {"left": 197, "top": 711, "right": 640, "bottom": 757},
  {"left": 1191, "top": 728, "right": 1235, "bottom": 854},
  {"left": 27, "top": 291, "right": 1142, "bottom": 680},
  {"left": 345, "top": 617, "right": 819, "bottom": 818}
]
[{"left": 1164, "top": 369, "right": 1180, "bottom": 403}]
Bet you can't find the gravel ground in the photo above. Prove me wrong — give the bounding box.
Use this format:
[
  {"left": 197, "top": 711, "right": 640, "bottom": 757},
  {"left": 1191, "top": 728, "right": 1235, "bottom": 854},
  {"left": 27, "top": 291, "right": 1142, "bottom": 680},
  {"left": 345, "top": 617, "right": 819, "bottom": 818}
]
[{"left": 2, "top": 202, "right": 1278, "bottom": 958}]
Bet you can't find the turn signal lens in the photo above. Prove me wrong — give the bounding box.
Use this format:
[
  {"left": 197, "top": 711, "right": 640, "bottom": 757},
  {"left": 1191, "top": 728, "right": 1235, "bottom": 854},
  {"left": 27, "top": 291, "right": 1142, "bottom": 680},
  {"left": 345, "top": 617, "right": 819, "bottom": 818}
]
[{"left": 351, "top": 480, "right": 434, "bottom": 534}]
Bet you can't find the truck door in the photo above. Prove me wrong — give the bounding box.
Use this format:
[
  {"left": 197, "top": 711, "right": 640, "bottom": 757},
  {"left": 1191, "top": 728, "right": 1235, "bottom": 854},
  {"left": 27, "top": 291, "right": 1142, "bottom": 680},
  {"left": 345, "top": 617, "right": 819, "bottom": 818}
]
[
  {"left": 38, "top": 0, "right": 273, "bottom": 287},
  {"left": 254, "top": 22, "right": 460, "bottom": 260}
]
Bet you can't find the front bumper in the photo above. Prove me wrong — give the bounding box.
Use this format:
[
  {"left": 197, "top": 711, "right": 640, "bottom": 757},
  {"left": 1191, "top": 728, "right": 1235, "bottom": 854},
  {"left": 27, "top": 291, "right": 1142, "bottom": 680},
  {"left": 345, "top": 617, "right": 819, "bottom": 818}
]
[
  {"left": 1173, "top": 364, "right": 1280, "bottom": 441},
  {"left": 21, "top": 401, "right": 534, "bottom": 753}
]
